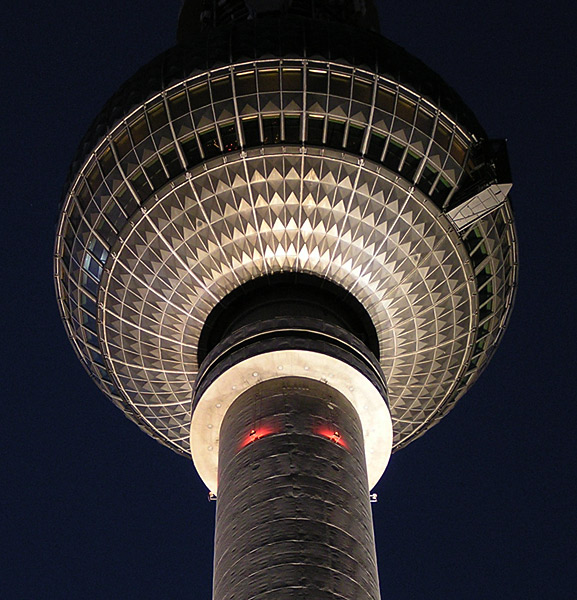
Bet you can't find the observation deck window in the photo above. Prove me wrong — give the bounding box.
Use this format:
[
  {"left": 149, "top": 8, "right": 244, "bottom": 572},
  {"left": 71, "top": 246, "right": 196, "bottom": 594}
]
[
  {"left": 130, "top": 115, "right": 149, "bottom": 145},
  {"left": 366, "top": 132, "right": 386, "bottom": 162},
  {"left": 397, "top": 98, "right": 416, "bottom": 125},
  {"left": 307, "top": 70, "right": 328, "bottom": 94},
  {"left": 401, "top": 150, "right": 421, "bottom": 180},
  {"left": 384, "top": 140, "right": 404, "bottom": 171},
  {"left": 99, "top": 146, "right": 116, "bottom": 179},
  {"left": 430, "top": 177, "right": 452, "bottom": 208},
  {"left": 113, "top": 130, "right": 131, "bottom": 159},
  {"left": 353, "top": 79, "right": 372, "bottom": 104},
  {"left": 326, "top": 119, "right": 346, "bottom": 147},
  {"left": 284, "top": 115, "right": 301, "bottom": 143},
  {"left": 199, "top": 128, "right": 221, "bottom": 158},
  {"left": 307, "top": 115, "right": 324, "bottom": 145},
  {"left": 219, "top": 122, "right": 239, "bottom": 152},
  {"left": 262, "top": 116, "right": 281, "bottom": 145},
  {"left": 168, "top": 91, "right": 189, "bottom": 119},
  {"left": 148, "top": 103, "right": 168, "bottom": 131},
  {"left": 161, "top": 146, "right": 184, "bottom": 179},
  {"left": 346, "top": 124, "right": 365, "bottom": 153},
  {"left": 416, "top": 108, "right": 434, "bottom": 135},
  {"left": 282, "top": 68, "right": 302, "bottom": 91},
  {"left": 211, "top": 76, "right": 233, "bottom": 102},
  {"left": 189, "top": 82, "right": 210, "bottom": 107},
  {"left": 434, "top": 122, "right": 452, "bottom": 151},
  {"left": 242, "top": 117, "right": 261, "bottom": 146},
  {"left": 330, "top": 73, "right": 351, "bottom": 98},
  {"left": 181, "top": 136, "right": 202, "bottom": 166},
  {"left": 129, "top": 168, "right": 153, "bottom": 199},
  {"left": 376, "top": 87, "right": 394, "bottom": 112},
  {"left": 258, "top": 69, "right": 280, "bottom": 93},
  {"left": 235, "top": 71, "right": 257, "bottom": 96}
]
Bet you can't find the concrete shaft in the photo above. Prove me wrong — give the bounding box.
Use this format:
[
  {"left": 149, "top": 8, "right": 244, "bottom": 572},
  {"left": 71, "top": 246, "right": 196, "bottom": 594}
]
[{"left": 214, "top": 377, "right": 381, "bottom": 600}]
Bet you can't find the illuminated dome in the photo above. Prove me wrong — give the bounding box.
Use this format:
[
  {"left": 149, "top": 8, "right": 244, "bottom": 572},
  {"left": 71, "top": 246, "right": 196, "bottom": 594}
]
[{"left": 54, "top": 15, "right": 517, "bottom": 459}]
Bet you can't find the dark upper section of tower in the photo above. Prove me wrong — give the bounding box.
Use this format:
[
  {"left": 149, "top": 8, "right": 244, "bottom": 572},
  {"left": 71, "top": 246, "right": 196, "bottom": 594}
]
[{"left": 178, "top": 0, "right": 381, "bottom": 42}]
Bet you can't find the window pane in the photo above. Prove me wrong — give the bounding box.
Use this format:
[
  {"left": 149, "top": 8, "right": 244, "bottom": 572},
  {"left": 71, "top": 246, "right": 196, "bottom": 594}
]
[
  {"left": 307, "top": 116, "right": 324, "bottom": 145},
  {"left": 130, "top": 115, "right": 149, "bottom": 145},
  {"left": 211, "top": 76, "right": 233, "bottom": 102},
  {"left": 307, "top": 70, "right": 327, "bottom": 94},
  {"left": 330, "top": 74, "right": 351, "bottom": 98},
  {"left": 282, "top": 68, "right": 302, "bottom": 91},
  {"left": 284, "top": 115, "right": 300, "bottom": 143},
  {"left": 219, "top": 122, "right": 239, "bottom": 152},
  {"left": 352, "top": 80, "right": 372, "bottom": 104},
  {"left": 181, "top": 136, "right": 202, "bottom": 166},
  {"left": 384, "top": 140, "right": 404, "bottom": 171},
  {"left": 168, "top": 91, "right": 189, "bottom": 119},
  {"left": 262, "top": 116, "right": 281, "bottom": 145},
  {"left": 242, "top": 118, "right": 261, "bottom": 147},
  {"left": 148, "top": 103, "right": 168, "bottom": 131},
  {"left": 189, "top": 82, "right": 210, "bottom": 107},
  {"left": 346, "top": 124, "right": 365, "bottom": 153},
  {"left": 199, "top": 128, "right": 221, "bottom": 158},
  {"left": 235, "top": 71, "right": 257, "bottom": 95},
  {"left": 258, "top": 69, "right": 280, "bottom": 92},
  {"left": 326, "top": 120, "right": 346, "bottom": 147},
  {"left": 376, "top": 87, "right": 394, "bottom": 112},
  {"left": 397, "top": 98, "right": 416, "bottom": 124}
]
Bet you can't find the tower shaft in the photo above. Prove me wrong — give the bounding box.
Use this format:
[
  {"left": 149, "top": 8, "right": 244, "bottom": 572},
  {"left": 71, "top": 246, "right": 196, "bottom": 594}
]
[{"left": 214, "top": 377, "right": 381, "bottom": 600}]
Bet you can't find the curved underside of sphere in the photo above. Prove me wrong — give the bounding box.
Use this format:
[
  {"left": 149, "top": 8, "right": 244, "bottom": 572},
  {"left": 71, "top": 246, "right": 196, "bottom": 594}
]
[{"left": 54, "top": 17, "right": 517, "bottom": 457}]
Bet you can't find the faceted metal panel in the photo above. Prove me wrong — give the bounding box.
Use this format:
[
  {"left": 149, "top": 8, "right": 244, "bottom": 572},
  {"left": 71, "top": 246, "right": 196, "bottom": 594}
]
[
  {"left": 53, "top": 22, "right": 518, "bottom": 456},
  {"left": 97, "top": 150, "right": 477, "bottom": 452}
]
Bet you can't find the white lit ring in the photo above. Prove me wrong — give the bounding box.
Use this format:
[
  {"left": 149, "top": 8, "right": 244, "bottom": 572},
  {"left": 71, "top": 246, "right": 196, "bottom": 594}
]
[{"left": 190, "top": 349, "right": 393, "bottom": 493}]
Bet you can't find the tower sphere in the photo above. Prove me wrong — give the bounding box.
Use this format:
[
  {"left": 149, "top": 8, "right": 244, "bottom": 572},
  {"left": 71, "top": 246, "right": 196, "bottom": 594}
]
[{"left": 55, "top": 3, "right": 517, "bottom": 485}]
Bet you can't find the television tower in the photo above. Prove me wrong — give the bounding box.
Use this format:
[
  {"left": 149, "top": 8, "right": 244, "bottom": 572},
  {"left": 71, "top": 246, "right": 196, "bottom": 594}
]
[{"left": 54, "top": 1, "right": 517, "bottom": 598}]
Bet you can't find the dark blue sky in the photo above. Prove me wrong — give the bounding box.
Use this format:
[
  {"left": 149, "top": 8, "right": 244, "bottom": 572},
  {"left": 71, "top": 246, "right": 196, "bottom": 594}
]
[{"left": 2, "top": 1, "right": 576, "bottom": 598}]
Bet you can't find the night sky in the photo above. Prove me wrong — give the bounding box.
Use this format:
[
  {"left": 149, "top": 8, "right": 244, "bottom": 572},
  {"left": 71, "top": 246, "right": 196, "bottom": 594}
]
[{"left": 3, "top": 1, "right": 576, "bottom": 598}]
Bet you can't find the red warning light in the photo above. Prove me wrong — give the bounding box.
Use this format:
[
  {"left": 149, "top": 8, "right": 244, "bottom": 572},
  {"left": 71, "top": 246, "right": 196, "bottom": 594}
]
[
  {"left": 239, "top": 423, "right": 279, "bottom": 449},
  {"left": 315, "top": 426, "right": 349, "bottom": 449}
]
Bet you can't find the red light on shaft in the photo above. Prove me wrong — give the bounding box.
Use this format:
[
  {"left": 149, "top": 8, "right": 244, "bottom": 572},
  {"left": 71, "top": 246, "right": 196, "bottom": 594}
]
[
  {"left": 239, "top": 423, "right": 279, "bottom": 449},
  {"left": 315, "top": 426, "right": 349, "bottom": 449}
]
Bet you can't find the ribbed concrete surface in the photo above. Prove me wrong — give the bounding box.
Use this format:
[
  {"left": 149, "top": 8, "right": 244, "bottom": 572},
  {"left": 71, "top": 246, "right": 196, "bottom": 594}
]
[{"left": 214, "top": 377, "right": 381, "bottom": 600}]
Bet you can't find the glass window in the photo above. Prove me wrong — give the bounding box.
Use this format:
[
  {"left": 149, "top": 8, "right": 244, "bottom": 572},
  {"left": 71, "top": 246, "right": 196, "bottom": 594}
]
[
  {"left": 326, "top": 120, "right": 346, "bottom": 148},
  {"left": 430, "top": 177, "right": 452, "bottom": 208},
  {"left": 330, "top": 74, "right": 351, "bottom": 98},
  {"left": 95, "top": 216, "right": 116, "bottom": 244},
  {"left": 262, "top": 116, "right": 281, "bottom": 145},
  {"left": 199, "top": 128, "right": 221, "bottom": 158},
  {"left": 81, "top": 270, "right": 99, "bottom": 297},
  {"left": 189, "top": 82, "right": 210, "bottom": 108},
  {"left": 168, "top": 91, "right": 189, "bottom": 119},
  {"left": 76, "top": 182, "right": 92, "bottom": 211},
  {"left": 450, "top": 137, "right": 468, "bottom": 166},
  {"left": 116, "top": 185, "right": 138, "bottom": 217},
  {"left": 219, "top": 122, "right": 239, "bottom": 152},
  {"left": 130, "top": 115, "right": 149, "bottom": 145},
  {"left": 144, "top": 156, "right": 168, "bottom": 189},
  {"left": 148, "top": 103, "right": 168, "bottom": 131},
  {"left": 376, "top": 87, "right": 394, "bottom": 112},
  {"left": 86, "top": 165, "right": 103, "bottom": 195},
  {"left": 352, "top": 79, "right": 372, "bottom": 104},
  {"left": 114, "top": 129, "right": 132, "bottom": 159},
  {"left": 242, "top": 117, "right": 261, "bottom": 147},
  {"left": 471, "top": 242, "right": 488, "bottom": 268},
  {"left": 307, "top": 116, "right": 324, "bottom": 145},
  {"left": 434, "top": 122, "right": 452, "bottom": 151},
  {"left": 181, "top": 136, "right": 202, "bottom": 166},
  {"left": 129, "top": 168, "right": 153, "bottom": 199},
  {"left": 479, "top": 299, "right": 493, "bottom": 322},
  {"left": 282, "top": 68, "right": 302, "bottom": 91},
  {"left": 397, "top": 98, "right": 416, "bottom": 124},
  {"left": 417, "top": 165, "right": 438, "bottom": 193},
  {"left": 161, "top": 145, "right": 183, "bottom": 179},
  {"left": 366, "top": 132, "right": 386, "bottom": 162},
  {"left": 87, "top": 237, "right": 108, "bottom": 263},
  {"left": 258, "top": 69, "right": 280, "bottom": 93},
  {"left": 235, "top": 71, "right": 257, "bottom": 95},
  {"left": 307, "top": 70, "right": 328, "bottom": 94},
  {"left": 401, "top": 150, "right": 420, "bottom": 180},
  {"left": 346, "top": 124, "right": 365, "bottom": 153},
  {"left": 284, "top": 115, "right": 300, "bottom": 143},
  {"left": 211, "top": 76, "right": 233, "bottom": 102},
  {"left": 384, "top": 140, "right": 404, "bottom": 171},
  {"left": 416, "top": 108, "right": 434, "bottom": 135},
  {"left": 99, "top": 146, "right": 116, "bottom": 178}
]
